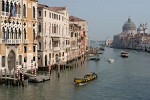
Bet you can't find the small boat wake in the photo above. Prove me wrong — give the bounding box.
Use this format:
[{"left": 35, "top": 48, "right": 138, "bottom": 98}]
[{"left": 76, "top": 83, "right": 87, "bottom": 86}]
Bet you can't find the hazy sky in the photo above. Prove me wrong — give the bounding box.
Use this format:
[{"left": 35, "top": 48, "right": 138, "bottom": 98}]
[{"left": 38, "top": 0, "right": 150, "bottom": 40}]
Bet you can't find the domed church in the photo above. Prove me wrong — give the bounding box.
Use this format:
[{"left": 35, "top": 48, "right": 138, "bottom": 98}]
[
  {"left": 122, "top": 17, "right": 136, "bottom": 34},
  {"left": 137, "top": 23, "right": 148, "bottom": 34}
]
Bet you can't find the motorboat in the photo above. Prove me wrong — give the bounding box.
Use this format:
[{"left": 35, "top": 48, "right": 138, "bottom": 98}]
[
  {"left": 74, "top": 72, "right": 97, "bottom": 85},
  {"left": 121, "top": 51, "right": 128, "bottom": 57},
  {"left": 107, "top": 58, "right": 114, "bottom": 63},
  {"left": 89, "top": 57, "right": 100, "bottom": 61}
]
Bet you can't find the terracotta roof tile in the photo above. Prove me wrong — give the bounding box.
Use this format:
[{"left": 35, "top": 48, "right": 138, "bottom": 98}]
[
  {"left": 69, "top": 16, "right": 86, "bottom": 22},
  {"left": 48, "top": 7, "right": 67, "bottom": 11}
]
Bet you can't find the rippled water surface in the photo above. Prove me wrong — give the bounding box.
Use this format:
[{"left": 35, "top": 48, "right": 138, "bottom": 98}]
[{"left": 1, "top": 48, "right": 150, "bottom": 100}]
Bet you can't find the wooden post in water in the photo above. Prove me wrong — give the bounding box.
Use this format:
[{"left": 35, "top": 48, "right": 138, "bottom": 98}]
[
  {"left": 4, "top": 68, "right": 7, "bottom": 84},
  {"left": 13, "top": 68, "right": 16, "bottom": 86},
  {"left": 0, "top": 69, "right": 2, "bottom": 83},
  {"left": 34, "top": 63, "right": 36, "bottom": 79},
  {"left": 58, "top": 64, "right": 60, "bottom": 77},
  {"left": 16, "top": 63, "right": 18, "bottom": 79},
  {"left": 22, "top": 67, "right": 24, "bottom": 87},
  {"left": 31, "top": 61, "right": 33, "bottom": 75},
  {"left": 48, "top": 63, "right": 51, "bottom": 78}
]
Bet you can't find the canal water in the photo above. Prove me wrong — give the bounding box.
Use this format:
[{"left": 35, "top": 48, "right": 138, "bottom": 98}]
[{"left": 1, "top": 47, "right": 150, "bottom": 100}]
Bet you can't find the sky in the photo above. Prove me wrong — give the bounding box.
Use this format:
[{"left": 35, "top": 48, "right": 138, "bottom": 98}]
[{"left": 38, "top": 0, "right": 150, "bottom": 41}]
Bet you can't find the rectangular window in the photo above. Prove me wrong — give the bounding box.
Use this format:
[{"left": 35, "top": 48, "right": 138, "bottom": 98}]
[
  {"left": 49, "top": 12, "right": 51, "bottom": 18},
  {"left": 33, "top": 56, "right": 35, "bottom": 61},
  {"left": 49, "top": 53, "right": 51, "bottom": 58},
  {"left": 24, "top": 46, "right": 27, "bottom": 53},
  {"left": 38, "top": 11, "right": 41, "bottom": 16},
  {"left": 45, "top": 11, "right": 46, "bottom": 17},
  {"left": 52, "top": 53, "right": 54, "bottom": 58},
  {"left": 59, "top": 15, "right": 60, "bottom": 20},
  {"left": 24, "top": 57, "right": 27, "bottom": 62},
  {"left": 59, "top": 52, "right": 61, "bottom": 57},
  {"left": 33, "top": 46, "right": 36, "bottom": 52},
  {"left": 71, "top": 32, "right": 73, "bottom": 37},
  {"left": 19, "top": 55, "right": 22, "bottom": 65},
  {"left": 2, "top": 56, "right": 5, "bottom": 67}
]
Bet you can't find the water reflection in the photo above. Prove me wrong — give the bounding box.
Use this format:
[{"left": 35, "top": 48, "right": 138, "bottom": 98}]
[{"left": 1, "top": 48, "right": 150, "bottom": 100}]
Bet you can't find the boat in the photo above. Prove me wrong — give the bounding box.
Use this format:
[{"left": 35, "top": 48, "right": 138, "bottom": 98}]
[
  {"left": 74, "top": 72, "right": 97, "bottom": 85},
  {"left": 107, "top": 58, "right": 114, "bottom": 63},
  {"left": 99, "top": 47, "right": 105, "bottom": 51},
  {"left": 89, "top": 52, "right": 100, "bottom": 61},
  {"left": 98, "top": 51, "right": 103, "bottom": 54},
  {"left": 89, "top": 57, "right": 100, "bottom": 61},
  {"left": 121, "top": 51, "right": 128, "bottom": 57}
]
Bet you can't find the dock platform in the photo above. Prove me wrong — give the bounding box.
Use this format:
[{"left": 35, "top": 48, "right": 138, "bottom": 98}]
[{"left": 28, "top": 75, "right": 50, "bottom": 83}]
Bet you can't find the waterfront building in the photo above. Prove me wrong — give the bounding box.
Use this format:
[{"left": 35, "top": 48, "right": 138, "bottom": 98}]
[
  {"left": 112, "top": 17, "right": 150, "bottom": 51},
  {"left": 0, "top": 0, "right": 38, "bottom": 71},
  {"left": 69, "top": 23, "right": 81, "bottom": 60},
  {"left": 37, "top": 4, "right": 69, "bottom": 67},
  {"left": 105, "top": 38, "right": 113, "bottom": 46},
  {"left": 113, "top": 17, "right": 137, "bottom": 48},
  {"left": 69, "top": 16, "right": 88, "bottom": 57}
]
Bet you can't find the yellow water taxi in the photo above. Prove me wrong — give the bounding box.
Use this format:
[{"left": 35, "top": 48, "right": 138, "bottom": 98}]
[{"left": 74, "top": 72, "right": 97, "bottom": 85}]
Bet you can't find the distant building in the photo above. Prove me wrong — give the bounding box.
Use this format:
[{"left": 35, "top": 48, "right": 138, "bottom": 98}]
[
  {"left": 69, "top": 16, "right": 88, "bottom": 56},
  {"left": 112, "top": 17, "right": 150, "bottom": 51},
  {"left": 105, "top": 38, "right": 113, "bottom": 46}
]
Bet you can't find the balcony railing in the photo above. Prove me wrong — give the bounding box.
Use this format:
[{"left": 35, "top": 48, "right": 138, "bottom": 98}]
[
  {"left": 50, "top": 33, "right": 61, "bottom": 37},
  {"left": 24, "top": 39, "right": 29, "bottom": 44},
  {"left": 53, "top": 47, "right": 60, "bottom": 51},
  {"left": 1, "top": 11, "right": 21, "bottom": 18},
  {"left": 1, "top": 39, "right": 22, "bottom": 44}
]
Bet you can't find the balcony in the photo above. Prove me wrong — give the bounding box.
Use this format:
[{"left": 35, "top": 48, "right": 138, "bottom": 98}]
[
  {"left": 66, "top": 45, "right": 70, "bottom": 48},
  {"left": 0, "top": 39, "right": 22, "bottom": 44},
  {"left": 71, "top": 46, "right": 78, "bottom": 50},
  {"left": 53, "top": 47, "right": 60, "bottom": 51},
  {"left": 24, "top": 39, "right": 29, "bottom": 44},
  {"left": 50, "top": 33, "right": 61, "bottom": 37},
  {"left": 34, "top": 40, "right": 38, "bottom": 44},
  {"left": 1, "top": 11, "right": 21, "bottom": 18}
]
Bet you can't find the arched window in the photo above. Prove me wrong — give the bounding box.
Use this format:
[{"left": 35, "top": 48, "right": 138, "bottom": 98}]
[
  {"left": 14, "top": 2, "right": 17, "bottom": 14},
  {"left": 33, "top": 6, "right": 35, "bottom": 18},
  {"left": 19, "top": 29, "right": 21, "bottom": 39},
  {"left": 6, "top": 0, "right": 9, "bottom": 12},
  {"left": 33, "top": 29, "right": 35, "bottom": 40},
  {"left": 19, "top": 55, "right": 22, "bottom": 65},
  {"left": 18, "top": 3, "right": 21, "bottom": 14},
  {"left": 11, "top": 28, "right": 13, "bottom": 39},
  {"left": 23, "top": 4, "right": 26, "bottom": 17},
  {"left": 52, "top": 24, "right": 54, "bottom": 33},
  {"left": 6, "top": 28, "right": 9, "bottom": 39},
  {"left": 38, "top": 22, "right": 41, "bottom": 32},
  {"left": 10, "top": 1, "right": 13, "bottom": 13},
  {"left": 24, "top": 28, "right": 27, "bottom": 39},
  {"left": 49, "top": 23, "right": 51, "bottom": 35},
  {"left": 54, "top": 24, "right": 56, "bottom": 33},
  {"left": 39, "top": 42, "right": 41, "bottom": 50},
  {"left": 15, "top": 28, "right": 17, "bottom": 39},
  {"left": 2, "top": 27, "right": 5, "bottom": 39},
  {"left": 2, "top": 0, "right": 5, "bottom": 11}
]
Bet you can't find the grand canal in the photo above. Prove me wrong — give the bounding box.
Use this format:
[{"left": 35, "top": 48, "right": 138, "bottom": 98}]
[{"left": 1, "top": 47, "right": 150, "bottom": 100}]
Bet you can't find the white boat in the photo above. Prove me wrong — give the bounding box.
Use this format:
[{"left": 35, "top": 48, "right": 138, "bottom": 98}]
[{"left": 107, "top": 58, "right": 114, "bottom": 63}]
